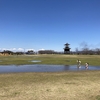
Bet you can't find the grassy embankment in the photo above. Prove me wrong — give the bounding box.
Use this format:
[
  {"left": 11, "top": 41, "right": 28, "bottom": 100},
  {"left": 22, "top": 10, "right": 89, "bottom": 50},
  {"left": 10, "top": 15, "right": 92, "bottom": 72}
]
[{"left": 0, "top": 55, "right": 100, "bottom": 100}]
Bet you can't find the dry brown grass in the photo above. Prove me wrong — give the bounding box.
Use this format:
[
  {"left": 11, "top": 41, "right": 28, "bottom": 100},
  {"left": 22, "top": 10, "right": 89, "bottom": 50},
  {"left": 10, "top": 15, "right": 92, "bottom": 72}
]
[{"left": 0, "top": 71, "right": 100, "bottom": 100}]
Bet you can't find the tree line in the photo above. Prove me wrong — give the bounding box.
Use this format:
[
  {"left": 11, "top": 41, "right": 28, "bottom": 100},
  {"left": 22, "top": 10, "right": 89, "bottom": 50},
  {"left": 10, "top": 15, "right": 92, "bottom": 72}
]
[{"left": 0, "top": 48, "right": 100, "bottom": 55}]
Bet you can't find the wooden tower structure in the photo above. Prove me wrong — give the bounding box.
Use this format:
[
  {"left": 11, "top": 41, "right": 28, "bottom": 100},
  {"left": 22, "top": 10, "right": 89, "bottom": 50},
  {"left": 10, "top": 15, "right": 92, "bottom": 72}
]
[{"left": 64, "top": 43, "right": 71, "bottom": 54}]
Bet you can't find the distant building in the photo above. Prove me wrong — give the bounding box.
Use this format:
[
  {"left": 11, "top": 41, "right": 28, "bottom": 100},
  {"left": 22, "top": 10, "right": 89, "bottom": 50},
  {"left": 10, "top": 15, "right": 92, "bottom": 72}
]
[{"left": 64, "top": 43, "right": 71, "bottom": 54}]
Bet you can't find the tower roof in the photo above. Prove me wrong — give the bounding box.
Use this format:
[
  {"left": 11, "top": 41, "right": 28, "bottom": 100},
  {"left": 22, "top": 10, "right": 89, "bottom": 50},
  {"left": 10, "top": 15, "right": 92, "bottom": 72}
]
[{"left": 64, "top": 43, "right": 70, "bottom": 45}]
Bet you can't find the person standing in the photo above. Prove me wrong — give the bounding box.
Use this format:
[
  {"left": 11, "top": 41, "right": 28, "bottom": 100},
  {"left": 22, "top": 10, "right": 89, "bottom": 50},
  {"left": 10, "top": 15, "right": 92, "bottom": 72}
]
[
  {"left": 85, "top": 63, "right": 89, "bottom": 69},
  {"left": 77, "top": 59, "right": 81, "bottom": 68}
]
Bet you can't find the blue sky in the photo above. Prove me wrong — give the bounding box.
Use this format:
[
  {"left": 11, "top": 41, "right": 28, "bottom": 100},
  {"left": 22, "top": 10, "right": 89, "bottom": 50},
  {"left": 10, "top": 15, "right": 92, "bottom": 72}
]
[{"left": 0, "top": 0, "right": 100, "bottom": 52}]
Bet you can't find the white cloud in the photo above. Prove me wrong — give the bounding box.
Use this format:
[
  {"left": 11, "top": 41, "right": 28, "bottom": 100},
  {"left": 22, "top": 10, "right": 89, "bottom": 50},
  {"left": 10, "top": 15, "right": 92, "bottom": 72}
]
[
  {"left": 0, "top": 48, "right": 36, "bottom": 52},
  {"left": 18, "top": 48, "right": 24, "bottom": 52},
  {"left": 39, "top": 48, "right": 45, "bottom": 51},
  {"left": 10, "top": 48, "right": 17, "bottom": 52},
  {"left": 12, "top": 48, "right": 16, "bottom": 50},
  {"left": 2, "top": 48, "right": 6, "bottom": 50}
]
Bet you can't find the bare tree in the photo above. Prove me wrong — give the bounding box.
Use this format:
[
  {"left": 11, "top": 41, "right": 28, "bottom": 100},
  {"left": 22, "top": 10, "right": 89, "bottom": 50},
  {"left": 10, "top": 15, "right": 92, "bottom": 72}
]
[{"left": 95, "top": 48, "right": 100, "bottom": 55}]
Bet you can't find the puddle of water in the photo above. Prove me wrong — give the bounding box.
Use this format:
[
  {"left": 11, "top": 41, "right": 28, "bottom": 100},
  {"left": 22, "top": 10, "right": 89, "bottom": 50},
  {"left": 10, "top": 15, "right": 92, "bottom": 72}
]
[
  {"left": 0, "top": 65, "right": 100, "bottom": 73},
  {"left": 30, "top": 60, "right": 41, "bottom": 62}
]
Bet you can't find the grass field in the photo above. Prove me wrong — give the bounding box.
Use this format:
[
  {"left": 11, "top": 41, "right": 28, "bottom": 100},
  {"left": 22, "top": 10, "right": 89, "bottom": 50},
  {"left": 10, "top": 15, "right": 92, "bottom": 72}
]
[
  {"left": 0, "top": 54, "right": 100, "bottom": 66},
  {"left": 0, "top": 71, "right": 100, "bottom": 100},
  {"left": 0, "top": 54, "right": 100, "bottom": 100}
]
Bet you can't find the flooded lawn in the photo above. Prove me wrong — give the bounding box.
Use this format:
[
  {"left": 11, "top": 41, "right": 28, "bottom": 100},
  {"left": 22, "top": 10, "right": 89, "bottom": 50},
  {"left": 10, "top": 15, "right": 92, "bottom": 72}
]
[{"left": 0, "top": 64, "right": 100, "bottom": 73}]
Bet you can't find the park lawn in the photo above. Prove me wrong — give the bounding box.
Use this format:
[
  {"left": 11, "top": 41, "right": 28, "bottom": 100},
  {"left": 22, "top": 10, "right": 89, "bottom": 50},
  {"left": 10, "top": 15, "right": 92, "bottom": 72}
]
[
  {"left": 0, "top": 71, "right": 100, "bottom": 100},
  {"left": 0, "top": 54, "right": 100, "bottom": 100},
  {"left": 0, "top": 54, "right": 100, "bottom": 66}
]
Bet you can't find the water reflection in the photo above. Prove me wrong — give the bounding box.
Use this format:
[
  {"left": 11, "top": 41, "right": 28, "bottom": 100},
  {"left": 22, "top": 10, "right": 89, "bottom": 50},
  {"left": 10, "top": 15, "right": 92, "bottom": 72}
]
[{"left": 0, "top": 65, "right": 100, "bottom": 73}]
